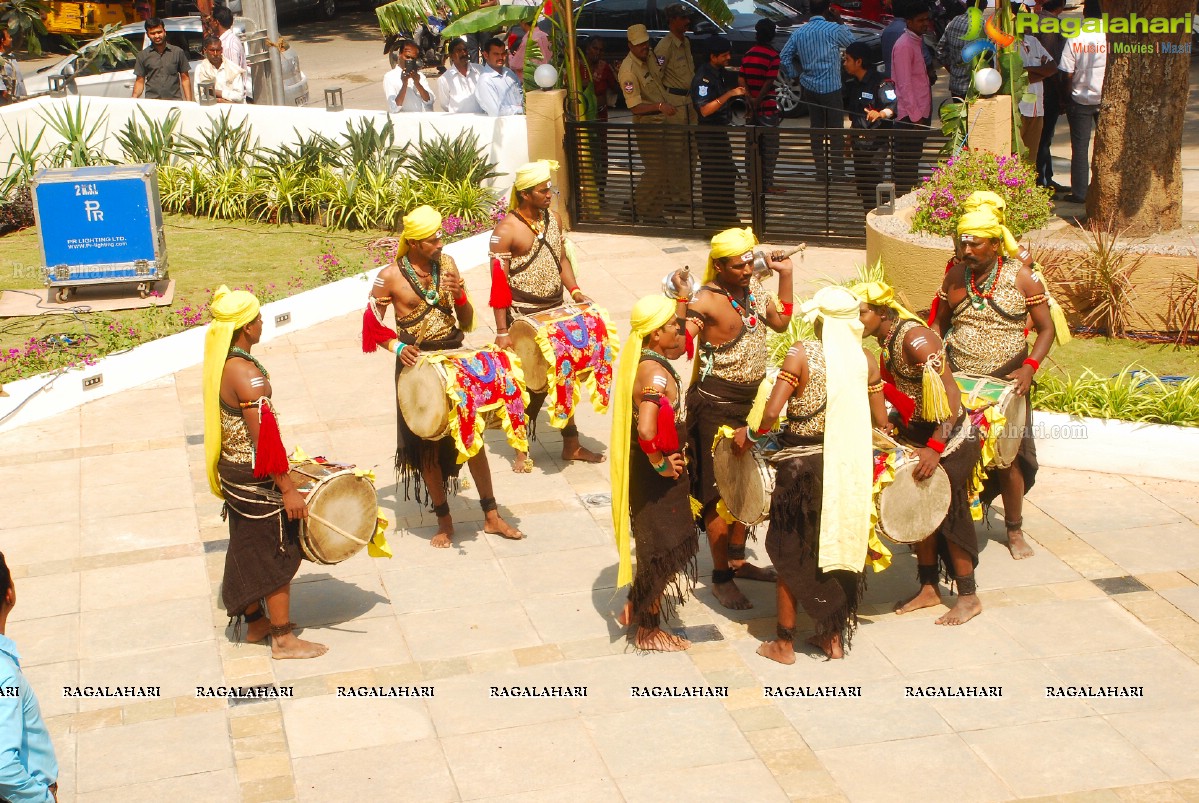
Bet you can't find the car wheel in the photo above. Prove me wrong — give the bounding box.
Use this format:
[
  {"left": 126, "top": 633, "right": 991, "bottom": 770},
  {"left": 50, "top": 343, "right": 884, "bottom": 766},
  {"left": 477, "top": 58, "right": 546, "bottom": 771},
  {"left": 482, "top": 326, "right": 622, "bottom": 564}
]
[
  {"left": 318, "top": 0, "right": 336, "bottom": 19},
  {"left": 774, "top": 75, "right": 805, "bottom": 119}
]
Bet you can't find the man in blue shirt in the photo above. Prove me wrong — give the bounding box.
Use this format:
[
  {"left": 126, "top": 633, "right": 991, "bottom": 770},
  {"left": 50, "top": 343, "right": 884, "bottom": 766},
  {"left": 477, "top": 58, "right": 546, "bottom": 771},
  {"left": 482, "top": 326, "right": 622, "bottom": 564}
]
[
  {"left": 475, "top": 37, "right": 524, "bottom": 116},
  {"left": 0, "top": 552, "right": 58, "bottom": 803},
  {"left": 779, "top": 0, "right": 854, "bottom": 182}
]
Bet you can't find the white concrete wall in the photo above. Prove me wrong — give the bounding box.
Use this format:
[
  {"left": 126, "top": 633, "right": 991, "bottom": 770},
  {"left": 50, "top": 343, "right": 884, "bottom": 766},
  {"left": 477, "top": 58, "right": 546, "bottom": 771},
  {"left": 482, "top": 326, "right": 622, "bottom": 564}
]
[{"left": 0, "top": 96, "right": 529, "bottom": 188}]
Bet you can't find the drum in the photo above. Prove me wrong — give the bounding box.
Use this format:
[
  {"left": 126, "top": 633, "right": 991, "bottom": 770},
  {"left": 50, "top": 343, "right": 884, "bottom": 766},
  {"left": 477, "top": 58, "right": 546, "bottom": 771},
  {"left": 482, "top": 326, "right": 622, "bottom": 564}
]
[
  {"left": 508, "top": 301, "right": 600, "bottom": 394},
  {"left": 955, "top": 373, "right": 1026, "bottom": 469},
  {"left": 396, "top": 353, "right": 461, "bottom": 440},
  {"left": 712, "top": 435, "right": 777, "bottom": 525},
  {"left": 289, "top": 460, "right": 378, "bottom": 565},
  {"left": 873, "top": 429, "right": 951, "bottom": 545}
]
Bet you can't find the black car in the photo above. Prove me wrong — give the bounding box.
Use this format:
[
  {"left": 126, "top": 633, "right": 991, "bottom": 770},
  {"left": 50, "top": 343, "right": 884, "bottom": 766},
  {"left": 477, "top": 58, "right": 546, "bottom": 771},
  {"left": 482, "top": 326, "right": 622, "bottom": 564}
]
[{"left": 576, "top": 0, "right": 883, "bottom": 116}]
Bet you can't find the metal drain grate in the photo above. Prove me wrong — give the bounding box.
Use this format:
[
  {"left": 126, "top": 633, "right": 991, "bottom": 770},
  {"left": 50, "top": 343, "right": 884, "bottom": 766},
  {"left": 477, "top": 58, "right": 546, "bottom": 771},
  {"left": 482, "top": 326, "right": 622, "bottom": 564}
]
[
  {"left": 1091, "top": 576, "right": 1150, "bottom": 595},
  {"left": 672, "top": 624, "right": 725, "bottom": 643},
  {"left": 580, "top": 493, "right": 611, "bottom": 509}
]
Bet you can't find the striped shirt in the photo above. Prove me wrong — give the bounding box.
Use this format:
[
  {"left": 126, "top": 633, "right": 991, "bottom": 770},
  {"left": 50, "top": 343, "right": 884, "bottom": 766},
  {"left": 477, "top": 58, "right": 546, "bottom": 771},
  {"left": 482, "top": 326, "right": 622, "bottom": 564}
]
[
  {"left": 740, "top": 44, "right": 780, "bottom": 116},
  {"left": 779, "top": 16, "right": 855, "bottom": 94}
]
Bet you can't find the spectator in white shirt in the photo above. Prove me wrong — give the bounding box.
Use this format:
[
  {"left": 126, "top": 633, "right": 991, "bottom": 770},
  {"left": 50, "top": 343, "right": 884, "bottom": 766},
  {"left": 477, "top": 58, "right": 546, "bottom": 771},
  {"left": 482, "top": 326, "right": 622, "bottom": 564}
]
[
  {"left": 1057, "top": 9, "right": 1106, "bottom": 202},
  {"left": 1017, "top": 33, "right": 1055, "bottom": 166},
  {"left": 438, "top": 38, "right": 483, "bottom": 113},
  {"left": 213, "top": 7, "right": 251, "bottom": 102},
  {"left": 475, "top": 36, "right": 524, "bottom": 116},
  {"left": 195, "top": 35, "right": 247, "bottom": 103},
  {"left": 384, "top": 40, "right": 434, "bottom": 113}
]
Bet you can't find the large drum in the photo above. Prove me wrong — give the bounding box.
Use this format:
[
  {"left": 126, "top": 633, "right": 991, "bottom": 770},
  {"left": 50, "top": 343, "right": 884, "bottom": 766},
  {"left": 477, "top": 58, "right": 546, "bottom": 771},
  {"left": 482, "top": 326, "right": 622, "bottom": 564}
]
[
  {"left": 712, "top": 434, "right": 777, "bottom": 525},
  {"left": 289, "top": 459, "right": 378, "bottom": 565},
  {"left": 396, "top": 351, "right": 467, "bottom": 440},
  {"left": 955, "top": 373, "right": 1026, "bottom": 469},
  {"left": 508, "top": 301, "right": 609, "bottom": 394},
  {"left": 873, "top": 429, "right": 952, "bottom": 545}
]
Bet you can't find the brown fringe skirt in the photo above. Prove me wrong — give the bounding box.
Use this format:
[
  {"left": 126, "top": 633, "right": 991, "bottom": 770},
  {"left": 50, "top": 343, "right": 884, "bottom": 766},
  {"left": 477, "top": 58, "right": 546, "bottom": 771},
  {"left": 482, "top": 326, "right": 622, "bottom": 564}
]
[{"left": 685, "top": 375, "right": 760, "bottom": 513}]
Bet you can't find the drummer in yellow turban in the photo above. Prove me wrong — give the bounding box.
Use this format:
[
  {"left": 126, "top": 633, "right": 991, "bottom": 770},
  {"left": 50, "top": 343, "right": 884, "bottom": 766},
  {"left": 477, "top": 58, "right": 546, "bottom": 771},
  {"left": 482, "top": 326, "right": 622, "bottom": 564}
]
[
  {"left": 366, "top": 205, "right": 523, "bottom": 547},
  {"left": 854, "top": 279, "right": 985, "bottom": 627},
  {"left": 203, "top": 285, "right": 327, "bottom": 659},
  {"left": 489, "top": 159, "right": 602, "bottom": 472},
  {"left": 610, "top": 295, "right": 696, "bottom": 651},
  {"left": 674, "top": 226, "right": 795, "bottom": 611},
  {"left": 931, "top": 190, "right": 1068, "bottom": 562}
]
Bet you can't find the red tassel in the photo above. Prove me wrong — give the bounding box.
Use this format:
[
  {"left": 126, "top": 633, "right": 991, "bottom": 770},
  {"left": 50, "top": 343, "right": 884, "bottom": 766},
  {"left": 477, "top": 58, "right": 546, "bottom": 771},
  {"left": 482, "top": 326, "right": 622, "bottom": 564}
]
[
  {"left": 927, "top": 257, "right": 955, "bottom": 326},
  {"left": 543, "top": 0, "right": 553, "bottom": 14},
  {"left": 685, "top": 329, "right": 695, "bottom": 361},
  {"left": 878, "top": 355, "right": 916, "bottom": 425},
  {"left": 362, "top": 303, "right": 398, "bottom": 353},
  {"left": 489, "top": 258, "right": 513, "bottom": 309},
  {"left": 254, "top": 400, "right": 290, "bottom": 478},
  {"left": 655, "top": 396, "right": 679, "bottom": 452}
]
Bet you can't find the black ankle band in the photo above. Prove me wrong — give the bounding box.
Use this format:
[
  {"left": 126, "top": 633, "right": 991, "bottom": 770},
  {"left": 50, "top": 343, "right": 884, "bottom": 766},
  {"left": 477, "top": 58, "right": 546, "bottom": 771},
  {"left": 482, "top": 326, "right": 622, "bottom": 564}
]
[
  {"left": 917, "top": 564, "right": 940, "bottom": 587},
  {"left": 727, "top": 542, "right": 747, "bottom": 560},
  {"left": 433, "top": 501, "right": 451, "bottom": 517},
  {"left": 562, "top": 423, "right": 579, "bottom": 438},
  {"left": 954, "top": 574, "right": 978, "bottom": 596},
  {"left": 244, "top": 607, "right": 265, "bottom": 623},
  {"left": 480, "top": 496, "right": 498, "bottom": 513},
  {"left": 1004, "top": 517, "right": 1023, "bottom": 531},
  {"left": 776, "top": 624, "right": 795, "bottom": 642},
  {"left": 712, "top": 568, "right": 736, "bottom": 584}
]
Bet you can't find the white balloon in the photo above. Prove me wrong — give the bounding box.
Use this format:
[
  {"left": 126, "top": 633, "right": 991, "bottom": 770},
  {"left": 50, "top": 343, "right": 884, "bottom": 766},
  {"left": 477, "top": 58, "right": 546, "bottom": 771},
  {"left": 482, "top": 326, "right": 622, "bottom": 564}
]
[
  {"left": 534, "top": 63, "right": 559, "bottom": 90},
  {"left": 974, "top": 67, "right": 1002, "bottom": 96}
]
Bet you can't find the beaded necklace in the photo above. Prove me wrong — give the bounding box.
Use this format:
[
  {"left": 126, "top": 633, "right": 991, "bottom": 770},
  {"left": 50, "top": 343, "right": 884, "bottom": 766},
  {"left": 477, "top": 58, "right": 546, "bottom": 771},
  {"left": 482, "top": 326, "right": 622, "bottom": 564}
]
[
  {"left": 710, "top": 283, "right": 759, "bottom": 329},
  {"left": 513, "top": 208, "right": 547, "bottom": 241},
  {"left": 965, "top": 257, "right": 1003, "bottom": 311},
  {"left": 228, "top": 347, "right": 269, "bottom": 379},
  {"left": 402, "top": 256, "right": 440, "bottom": 305}
]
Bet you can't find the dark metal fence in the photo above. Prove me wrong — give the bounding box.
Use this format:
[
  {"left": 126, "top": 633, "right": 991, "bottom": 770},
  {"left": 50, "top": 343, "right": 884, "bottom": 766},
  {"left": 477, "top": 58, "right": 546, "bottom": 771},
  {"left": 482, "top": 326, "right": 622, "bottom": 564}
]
[{"left": 565, "top": 121, "right": 950, "bottom": 247}]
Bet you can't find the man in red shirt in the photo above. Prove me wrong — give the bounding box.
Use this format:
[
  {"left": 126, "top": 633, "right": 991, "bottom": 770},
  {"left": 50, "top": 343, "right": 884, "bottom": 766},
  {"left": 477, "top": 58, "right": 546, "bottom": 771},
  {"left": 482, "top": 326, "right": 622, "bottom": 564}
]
[
  {"left": 741, "top": 19, "right": 783, "bottom": 192},
  {"left": 889, "top": 0, "right": 932, "bottom": 194}
]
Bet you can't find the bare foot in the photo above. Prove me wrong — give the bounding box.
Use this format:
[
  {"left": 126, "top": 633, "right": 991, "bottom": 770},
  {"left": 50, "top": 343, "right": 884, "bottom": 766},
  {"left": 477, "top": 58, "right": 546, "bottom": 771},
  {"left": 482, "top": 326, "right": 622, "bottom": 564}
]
[
  {"left": 483, "top": 512, "right": 524, "bottom": 540},
  {"left": 430, "top": 514, "right": 454, "bottom": 548},
  {"left": 634, "top": 626, "right": 690, "bottom": 651},
  {"left": 616, "top": 600, "right": 632, "bottom": 628},
  {"left": 562, "top": 443, "right": 605, "bottom": 463},
  {"left": 1006, "top": 529, "right": 1036, "bottom": 560},
  {"left": 756, "top": 638, "right": 796, "bottom": 664},
  {"left": 244, "top": 618, "right": 270, "bottom": 644},
  {"left": 733, "top": 561, "right": 777, "bottom": 583},
  {"left": 806, "top": 632, "right": 844, "bottom": 660},
  {"left": 711, "top": 578, "right": 753, "bottom": 610},
  {"left": 936, "top": 593, "right": 982, "bottom": 626},
  {"left": 271, "top": 632, "right": 328, "bottom": 660},
  {"left": 512, "top": 452, "right": 534, "bottom": 473},
  {"left": 895, "top": 584, "right": 942, "bottom": 615}
]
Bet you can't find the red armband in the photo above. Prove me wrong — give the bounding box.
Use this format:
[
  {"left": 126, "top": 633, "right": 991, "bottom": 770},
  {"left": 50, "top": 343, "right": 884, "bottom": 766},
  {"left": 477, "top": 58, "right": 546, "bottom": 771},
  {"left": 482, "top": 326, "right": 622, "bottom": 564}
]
[
  {"left": 638, "top": 437, "right": 659, "bottom": 455},
  {"left": 454, "top": 292, "right": 468, "bottom": 307},
  {"left": 780, "top": 301, "right": 794, "bottom": 316},
  {"left": 1023, "top": 358, "right": 1039, "bottom": 372},
  {"left": 489, "top": 257, "right": 512, "bottom": 308},
  {"left": 925, "top": 437, "right": 946, "bottom": 454}
]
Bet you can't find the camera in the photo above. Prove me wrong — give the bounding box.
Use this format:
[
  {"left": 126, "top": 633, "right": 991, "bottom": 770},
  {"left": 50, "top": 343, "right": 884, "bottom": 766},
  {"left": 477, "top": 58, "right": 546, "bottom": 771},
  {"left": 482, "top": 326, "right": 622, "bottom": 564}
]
[{"left": 404, "top": 58, "right": 419, "bottom": 73}]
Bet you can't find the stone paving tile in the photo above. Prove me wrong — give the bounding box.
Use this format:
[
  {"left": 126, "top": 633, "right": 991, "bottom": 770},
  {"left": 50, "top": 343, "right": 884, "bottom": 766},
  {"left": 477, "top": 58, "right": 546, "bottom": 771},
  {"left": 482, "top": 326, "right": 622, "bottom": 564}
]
[
  {"left": 1029, "top": 484, "right": 1183, "bottom": 536},
  {"left": 398, "top": 600, "right": 542, "bottom": 663},
  {"left": 1078, "top": 520, "right": 1199, "bottom": 576},
  {"left": 521, "top": 589, "right": 627, "bottom": 644},
  {"left": 962, "top": 718, "right": 1167, "bottom": 798},
  {"left": 75, "top": 711, "right": 233, "bottom": 794},
  {"left": 858, "top": 614, "right": 1036, "bottom": 673},
  {"left": 7, "top": 571, "right": 80, "bottom": 622},
  {"left": 1106, "top": 705, "right": 1199, "bottom": 781},
  {"left": 987, "top": 599, "right": 1165, "bottom": 659},
  {"left": 616, "top": 758, "right": 789, "bottom": 802},
  {"left": 9, "top": 613, "right": 79, "bottom": 668},
  {"left": 478, "top": 778, "right": 626, "bottom": 803},
  {"left": 499, "top": 546, "right": 620, "bottom": 597},
  {"left": 819, "top": 734, "right": 1012, "bottom": 802},
  {"left": 281, "top": 695, "right": 435, "bottom": 758},
  {"left": 424, "top": 663, "right": 576, "bottom": 737},
  {"left": 284, "top": 573, "right": 394, "bottom": 628},
  {"left": 78, "top": 555, "right": 209, "bottom": 611},
  {"left": 79, "top": 596, "right": 213, "bottom": 660},
  {"left": 380, "top": 557, "right": 518, "bottom": 614},
  {"left": 75, "top": 641, "right": 223, "bottom": 712},
  {"left": 23, "top": 660, "right": 79, "bottom": 719},
  {"left": 78, "top": 506, "right": 200, "bottom": 557},
  {"left": 270, "top": 615, "right": 414, "bottom": 682},
  {"left": 441, "top": 719, "right": 609, "bottom": 800},
  {"left": 2, "top": 520, "right": 82, "bottom": 566},
  {"left": 293, "top": 740, "right": 459, "bottom": 802},
  {"left": 1160, "top": 586, "right": 1199, "bottom": 623},
  {"left": 1040, "top": 646, "right": 1199, "bottom": 715},
  {"left": 586, "top": 703, "right": 756, "bottom": 777},
  {"left": 79, "top": 447, "right": 191, "bottom": 488}
]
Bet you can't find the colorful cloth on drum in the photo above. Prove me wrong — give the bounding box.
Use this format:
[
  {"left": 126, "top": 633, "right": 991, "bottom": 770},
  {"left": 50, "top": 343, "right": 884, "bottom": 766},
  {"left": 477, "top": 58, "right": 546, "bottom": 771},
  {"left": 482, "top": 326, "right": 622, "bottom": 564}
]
[
  {"left": 535, "top": 307, "right": 619, "bottom": 428},
  {"left": 430, "top": 345, "right": 530, "bottom": 461}
]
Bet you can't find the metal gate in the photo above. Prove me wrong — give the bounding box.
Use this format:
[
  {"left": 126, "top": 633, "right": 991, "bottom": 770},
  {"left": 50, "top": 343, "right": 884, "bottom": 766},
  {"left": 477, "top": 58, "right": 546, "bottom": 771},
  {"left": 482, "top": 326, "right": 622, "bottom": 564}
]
[{"left": 565, "top": 121, "right": 949, "bottom": 247}]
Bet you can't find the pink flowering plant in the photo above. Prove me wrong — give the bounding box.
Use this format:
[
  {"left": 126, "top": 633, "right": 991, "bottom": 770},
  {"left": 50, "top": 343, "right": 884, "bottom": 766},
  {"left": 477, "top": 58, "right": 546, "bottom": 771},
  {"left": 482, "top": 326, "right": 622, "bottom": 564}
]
[{"left": 909, "top": 150, "right": 1053, "bottom": 239}]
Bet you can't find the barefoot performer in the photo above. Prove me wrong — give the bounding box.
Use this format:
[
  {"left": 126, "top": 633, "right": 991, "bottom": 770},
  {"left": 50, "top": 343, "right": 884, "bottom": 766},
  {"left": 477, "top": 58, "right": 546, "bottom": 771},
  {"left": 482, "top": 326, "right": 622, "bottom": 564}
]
[
  {"left": 490, "top": 160, "right": 605, "bottom": 471},
  {"left": 204, "top": 286, "right": 328, "bottom": 658},
  {"left": 364, "top": 205, "right": 522, "bottom": 547},
  {"left": 932, "top": 191, "right": 1069, "bottom": 560},
  {"left": 611, "top": 296, "right": 698, "bottom": 651},
  {"left": 737, "top": 287, "right": 888, "bottom": 662},
  {"left": 677, "top": 227, "right": 794, "bottom": 610},
  {"left": 856, "top": 281, "right": 985, "bottom": 626}
]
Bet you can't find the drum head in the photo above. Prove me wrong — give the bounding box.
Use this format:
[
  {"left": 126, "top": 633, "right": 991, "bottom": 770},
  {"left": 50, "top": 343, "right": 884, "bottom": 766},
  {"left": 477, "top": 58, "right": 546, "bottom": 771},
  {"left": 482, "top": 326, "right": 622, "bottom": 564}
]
[
  {"left": 878, "top": 463, "right": 951, "bottom": 544},
  {"left": 396, "top": 359, "right": 452, "bottom": 439},
  {"left": 508, "top": 317, "right": 548, "bottom": 392},
  {"left": 302, "top": 472, "right": 378, "bottom": 565},
  {"left": 712, "top": 437, "right": 774, "bottom": 525},
  {"left": 993, "top": 392, "right": 1027, "bottom": 469}
]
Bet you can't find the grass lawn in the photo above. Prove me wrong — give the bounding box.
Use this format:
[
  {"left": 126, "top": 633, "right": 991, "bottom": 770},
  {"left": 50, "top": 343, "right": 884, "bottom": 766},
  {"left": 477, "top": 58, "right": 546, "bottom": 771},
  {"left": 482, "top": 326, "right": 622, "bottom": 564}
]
[{"left": 1044, "top": 336, "right": 1199, "bottom": 380}]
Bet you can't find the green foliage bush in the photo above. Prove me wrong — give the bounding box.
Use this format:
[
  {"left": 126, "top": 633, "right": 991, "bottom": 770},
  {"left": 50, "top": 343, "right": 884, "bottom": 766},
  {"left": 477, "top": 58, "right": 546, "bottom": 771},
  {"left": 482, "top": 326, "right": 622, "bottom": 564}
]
[{"left": 909, "top": 150, "right": 1052, "bottom": 239}]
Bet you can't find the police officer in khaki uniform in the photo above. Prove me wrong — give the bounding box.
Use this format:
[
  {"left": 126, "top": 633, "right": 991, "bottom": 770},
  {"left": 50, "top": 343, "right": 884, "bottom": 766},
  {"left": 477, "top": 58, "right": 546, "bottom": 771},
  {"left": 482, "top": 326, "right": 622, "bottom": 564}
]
[
  {"left": 655, "top": 4, "right": 697, "bottom": 199},
  {"left": 618, "top": 24, "right": 675, "bottom": 223}
]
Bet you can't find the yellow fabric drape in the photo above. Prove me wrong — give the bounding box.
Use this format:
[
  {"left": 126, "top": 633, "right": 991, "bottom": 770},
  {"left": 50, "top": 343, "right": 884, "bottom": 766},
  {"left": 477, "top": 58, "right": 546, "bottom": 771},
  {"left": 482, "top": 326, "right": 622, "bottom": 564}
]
[
  {"left": 397, "top": 204, "right": 442, "bottom": 259},
  {"left": 611, "top": 295, "right": 677, "bottom": 588},
  {"left": 799, "top": 287, "right": 872, "bottom": 573},
  {"left": 202, "top": 285, "right": 261, "bottom": 498},
  {"left": 849, "top": 280, "right": 921, "bottom": 323},
  {"left": 508, "top": 159, "right": 559, "bottom": 210}
]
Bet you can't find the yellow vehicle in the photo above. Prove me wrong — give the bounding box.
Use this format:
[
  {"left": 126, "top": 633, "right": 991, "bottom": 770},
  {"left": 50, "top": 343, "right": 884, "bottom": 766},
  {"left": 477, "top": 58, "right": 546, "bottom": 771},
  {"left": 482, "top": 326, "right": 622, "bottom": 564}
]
[{"left": 42, "top": 1, "right": 141, "bottom": 38}]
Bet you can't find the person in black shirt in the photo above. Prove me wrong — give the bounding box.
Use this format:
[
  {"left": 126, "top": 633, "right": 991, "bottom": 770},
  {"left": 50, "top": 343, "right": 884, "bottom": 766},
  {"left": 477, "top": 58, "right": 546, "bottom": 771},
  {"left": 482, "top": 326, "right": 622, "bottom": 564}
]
[
  {"left": 843, "top": 41, "right": 897, "bottom": 213},
  {"left": 690, "top": 35, "right": 747, "bottom": 229}
]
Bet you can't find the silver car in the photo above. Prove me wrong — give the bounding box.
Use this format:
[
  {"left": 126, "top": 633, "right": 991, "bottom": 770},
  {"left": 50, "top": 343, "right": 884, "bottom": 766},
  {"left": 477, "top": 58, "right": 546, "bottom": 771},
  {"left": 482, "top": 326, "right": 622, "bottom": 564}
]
[{"left": 22, "top": 16, "right": 309, "bottom": 106}]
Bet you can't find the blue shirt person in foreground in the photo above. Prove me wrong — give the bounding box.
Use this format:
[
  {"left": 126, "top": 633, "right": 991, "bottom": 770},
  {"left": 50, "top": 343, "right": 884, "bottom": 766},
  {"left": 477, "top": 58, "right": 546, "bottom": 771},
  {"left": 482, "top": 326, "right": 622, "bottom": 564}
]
[{"left": 0, "top": 551, "right": 59, "bottom": 803}]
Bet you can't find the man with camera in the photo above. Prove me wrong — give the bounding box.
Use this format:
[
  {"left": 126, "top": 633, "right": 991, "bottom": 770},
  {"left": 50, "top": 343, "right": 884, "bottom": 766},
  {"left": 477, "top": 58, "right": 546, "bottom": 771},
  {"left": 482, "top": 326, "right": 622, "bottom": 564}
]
[{"left": 384, "top": 39, "right": 433, "bottom": 113}]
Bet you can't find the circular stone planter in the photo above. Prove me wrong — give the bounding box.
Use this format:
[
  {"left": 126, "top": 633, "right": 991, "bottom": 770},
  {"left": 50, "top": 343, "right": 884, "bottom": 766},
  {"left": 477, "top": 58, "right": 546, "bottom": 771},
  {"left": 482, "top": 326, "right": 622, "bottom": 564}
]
[{"left": 866, "top": 192, "right": 1199, "bottom": 330}]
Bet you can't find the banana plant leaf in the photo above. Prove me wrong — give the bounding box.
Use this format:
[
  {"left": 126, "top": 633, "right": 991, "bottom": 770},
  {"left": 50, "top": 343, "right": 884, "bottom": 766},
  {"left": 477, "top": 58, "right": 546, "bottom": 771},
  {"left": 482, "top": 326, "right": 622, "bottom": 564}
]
[
  {"left": 376, "top": 0, "right": 487, "bottom": 37},
  {"left": 693, "top": 0, "right": 732, "bottom": 26},
  {"left": 440, "top": 4, "right": 540, "bottom": 37}
]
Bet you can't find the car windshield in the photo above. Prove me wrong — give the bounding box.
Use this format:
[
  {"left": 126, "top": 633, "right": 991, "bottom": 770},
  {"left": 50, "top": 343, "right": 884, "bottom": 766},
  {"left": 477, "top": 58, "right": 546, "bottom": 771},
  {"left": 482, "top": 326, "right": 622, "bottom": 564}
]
[{"left": 726, "top": 0, "right": 798, "bottom": 25}]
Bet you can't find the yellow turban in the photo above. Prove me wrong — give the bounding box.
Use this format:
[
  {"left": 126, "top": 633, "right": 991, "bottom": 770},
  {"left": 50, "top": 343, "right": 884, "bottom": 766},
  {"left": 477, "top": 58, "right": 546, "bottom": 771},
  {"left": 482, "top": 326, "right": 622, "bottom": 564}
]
[
  {"left": 704, "top": 226, "right": 757, "bottom": 284},
  {"left": 957, "top": 190, "right": 1019, "bottom": 257},
  {"left": 611, "top": 295, "right": 679, "bottom": 588},
  {"left": 508, "top": 159, "right": 559, "bottom": 210},
  {"left": 849, "top": 281, "right": 921, "bottom": 324},
  {"left": 203, "top": 286, "right": 261, "bottom": 498},
  {"left": 397, "top": 205, "right": 442, "bottom": 259}
]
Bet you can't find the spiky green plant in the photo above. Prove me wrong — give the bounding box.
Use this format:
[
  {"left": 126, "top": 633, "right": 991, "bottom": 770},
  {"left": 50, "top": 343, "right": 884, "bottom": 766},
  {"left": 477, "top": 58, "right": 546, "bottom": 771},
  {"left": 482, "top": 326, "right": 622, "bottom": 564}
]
[
  {"left": 1, "top": 119, "right": 45, "bottom": 196},
  {"left": 116, "top": 106, "right": 183, "bottom": 165},
  {"left": 39, "top": 100, "right": 112, "bottom": 168},
  {"left": 405, "top": 127, "right": 499, "bottom": 185},
  {"left": 177, "top": 111, "right": 258, "bottom": 169},
  {"left": 1032, "top": 368, "right": 1199, "bottom": 427}
]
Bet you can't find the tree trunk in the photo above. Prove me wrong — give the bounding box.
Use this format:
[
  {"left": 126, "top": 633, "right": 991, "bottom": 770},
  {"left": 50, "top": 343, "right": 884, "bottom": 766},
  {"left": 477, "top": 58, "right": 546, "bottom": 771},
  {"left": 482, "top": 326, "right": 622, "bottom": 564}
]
[{"left": 1088, "top": 0, "right": 1192, "bottom": 234}]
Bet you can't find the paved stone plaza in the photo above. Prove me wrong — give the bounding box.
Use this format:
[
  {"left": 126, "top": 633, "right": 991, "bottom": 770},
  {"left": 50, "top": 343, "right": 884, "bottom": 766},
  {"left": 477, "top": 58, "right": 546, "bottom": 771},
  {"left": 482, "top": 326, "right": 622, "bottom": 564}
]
[{"left": 3, "top": 232, "right": 1199, "bottom": 802}]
